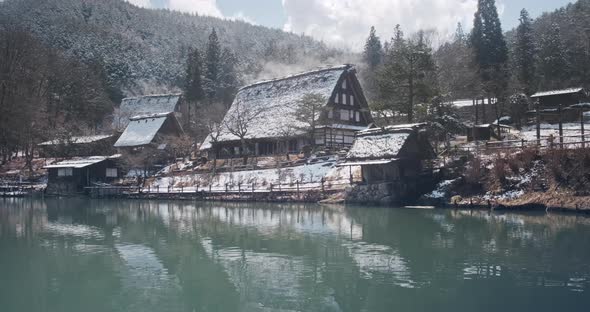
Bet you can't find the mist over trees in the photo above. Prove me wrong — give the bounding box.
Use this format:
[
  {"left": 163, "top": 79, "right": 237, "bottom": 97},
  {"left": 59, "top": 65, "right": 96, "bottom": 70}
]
[{"left": 362, "top": 0, "right": 590, "bottom": 126}]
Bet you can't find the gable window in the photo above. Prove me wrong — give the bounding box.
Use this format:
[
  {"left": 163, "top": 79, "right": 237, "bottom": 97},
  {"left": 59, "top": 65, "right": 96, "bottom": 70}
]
[
  {"left": 355, "top": 111, "right": 361, "bottom": 122},
  {"left": 328, "top": 109, "right": 333, "bottom": 119},
  {"left": 106, "top": 168, "right": 118, "bottom": 178},
  {"left": 58, "top": 168, "right": 73, "bottom": 177},
  {"left": 340, "top": 109, "right": 349, "bottom": 121},
  {"left": 343, "top": 94, "right": 347, "bottom": 105},
  {"left": 350, "top": 96, "right": 354, "bottom": 106},
  {"left": 342, "top": 80, "right": 347, "bottom": 90},
  {"left": 334, "top": 95, "right": 339, "bottom": 104}
]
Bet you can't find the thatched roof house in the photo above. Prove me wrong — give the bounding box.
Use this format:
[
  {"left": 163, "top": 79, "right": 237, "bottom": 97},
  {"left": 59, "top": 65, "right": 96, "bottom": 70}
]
[
  {"left": 114, "top": 113, "right": 184, "bottom": 148},
  {"left": 201, "top": 64, "right": 373, "bottom": 157},
  {"left": 113, "top": 94, "right": 185, "bottom": 130}
]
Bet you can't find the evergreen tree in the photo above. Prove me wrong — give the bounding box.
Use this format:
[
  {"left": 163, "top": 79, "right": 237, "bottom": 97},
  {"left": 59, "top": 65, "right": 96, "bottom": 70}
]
[
  {"left": 363, "top": 26, "right": 383, "bottom": 70},
  {"left": 184, "top": 47, "right": 204, "bottom": 103},
  {"left": 538, "top": 23, "right": 568, "bottom": 89},
  {"left": 184, "top": 47, "right": 204, "bottom": 132},
  {"left": 515, "top": 9, "right": 536, "bottom": 95},
  {"left": 204, "top": 28, "right": 221, "bottom": 101},
  {"left": 217, "top": 47, "right": 240, "bottom": 107},
  {"left": 470, "top": 0, "right": 509, "bottom": 96},
  {"left": 378, "top": 26, "right": 437, "bottom": 123}
]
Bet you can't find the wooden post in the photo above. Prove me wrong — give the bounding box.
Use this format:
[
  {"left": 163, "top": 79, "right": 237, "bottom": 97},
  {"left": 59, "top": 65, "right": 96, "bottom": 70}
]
[
  {"left": 168, "top": 185, "right": 171, "bottom": 193},
  {"left": 225, "top": 183, "right": 228, "bottom": 193},
  {"left": 238, "top": 183, "right": 241, "bottom": 193},
  {"left": 296, "top": 180, "right": 300, "bottom": 197},
  {"left": 156, "top": 185, "right": 159, "bottom": 193},
  {"left": 521, "top": 139, "right": 525, "bottom": 149},
  {"left": 148, "top": 185, "right": 151, "bottom": 193},
  {"left": 536, "top": 102, "right": 541, "bottom": 146},
  {"left": 321, "top": 178, "right": 325, "bottom": 193},
  {"left": 209, "top": 184, "right": 212, "bottom": 193},
  {"left": 252, "top": 183, "right": 255, "bottom": 193},
  {"left": 270, "top": 183, "right": 273, "bottom": 193},
  {"left": 559, "top": 104, "right": 564, "bottom": 149},
  {"left": 581, "top": 109, "right": 586, "bottom": 149}
]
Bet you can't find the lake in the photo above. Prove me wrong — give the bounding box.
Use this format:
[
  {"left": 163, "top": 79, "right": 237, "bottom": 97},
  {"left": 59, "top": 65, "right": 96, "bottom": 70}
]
[{"left": 1, "top": 198, "right": 590, "bottom": 312}]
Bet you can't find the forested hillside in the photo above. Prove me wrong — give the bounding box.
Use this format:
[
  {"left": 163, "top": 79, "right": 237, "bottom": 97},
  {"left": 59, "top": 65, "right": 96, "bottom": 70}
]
[{"left": 0, "top": 0, "right": 339, "bottom": 98}]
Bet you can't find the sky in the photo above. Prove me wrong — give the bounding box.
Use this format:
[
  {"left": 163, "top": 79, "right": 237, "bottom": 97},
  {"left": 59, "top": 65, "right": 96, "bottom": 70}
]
[{"left": 127, "top": 0, "right": 574, "bottom": 51}]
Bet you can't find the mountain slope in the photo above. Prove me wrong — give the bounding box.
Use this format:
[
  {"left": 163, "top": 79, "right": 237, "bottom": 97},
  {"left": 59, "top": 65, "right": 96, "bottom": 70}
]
[{"left": 0, "top": 0, "right": 340, "bottom": 95}]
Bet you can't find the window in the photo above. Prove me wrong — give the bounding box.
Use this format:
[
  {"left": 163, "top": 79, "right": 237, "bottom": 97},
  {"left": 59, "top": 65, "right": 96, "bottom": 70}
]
[
  {"left": 340, "top": 109, "right": 349, "bottom": 121},
  {"left": 342, "top": 80, "right": 347, "bottom": 90},
  {"left": 57, "top": 168, "right": 73, "bottom": 177},
  {"left": 334, "top": 94, "right": 339, "bottom": 104},
  {"left": 106, "top": 168, "right": 118, "bottom": 178},
  {"left": 350, "top": 96, "right": 354, "bottom": 106},
  {"left": 355, "top": 111, "right": 361, "bottom": 122},
  {"left": 328, "top": 109, "right": 333, "bottom": 119},
  {"left": 342, "top": 94, "right": 347, "bottom": 105}
]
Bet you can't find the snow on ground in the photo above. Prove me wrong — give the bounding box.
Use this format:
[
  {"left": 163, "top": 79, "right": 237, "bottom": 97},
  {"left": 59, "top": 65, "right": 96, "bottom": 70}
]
[
  {"left": 424, "top": 178, "right": 461, "bottom": 199},
  {"left": 150, "top": 160, "right": 360, "bottom": 192},
  {"left": 520, "top": 123, "right": 588, "bottom": 147}
]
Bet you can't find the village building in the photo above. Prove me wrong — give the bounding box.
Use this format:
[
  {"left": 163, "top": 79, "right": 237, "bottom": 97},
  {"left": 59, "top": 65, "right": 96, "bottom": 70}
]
[
  {"left": 339, "top": 124, "right": 436, "bottom": 204},
  {"left": 200, "top": 65, "right": 373, "bottom": 159},
  {"left": 44, "top": 155, "right": 121, "bottom": 195},
  {"left": 38, "top": 135, "right": 118, "bottom": 158},
  {"left": 113, "top": 94, "right": 186, "bottom": 131},
  {"left": 113, "top": 113, "right": 185, "bottom": 149},
  {"left": 529, "top": 88, "right": 589, "bottom": 123}
]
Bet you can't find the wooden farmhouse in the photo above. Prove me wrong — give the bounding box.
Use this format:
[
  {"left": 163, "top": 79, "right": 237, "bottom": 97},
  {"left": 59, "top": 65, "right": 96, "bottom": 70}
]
[
  {"left": 44, "top": 156, "right": 121, "bottom": 195},
  {"left": 114, "top": 113, "right": 184, "bottom": 149},
  {"left": 340, "top": 124, "right": 435, "bottom": 184},
  {"left": 530, "top": 88, "right": 589, "bottom": 122},
  {"left": 200, "top": 65, "right": 374, "bottom": 158},
  {"left": 113, "top": 94, "right": 186, "bottom": 131},
  {"left": 38, "top": 135, "right": 117, "bottom": 158}
]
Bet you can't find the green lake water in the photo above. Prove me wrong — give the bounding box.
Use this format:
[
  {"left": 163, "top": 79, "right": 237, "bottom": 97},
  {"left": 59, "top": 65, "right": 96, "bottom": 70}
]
[{"left": 1, "top": 198, "right": 590, "bottom": 312}]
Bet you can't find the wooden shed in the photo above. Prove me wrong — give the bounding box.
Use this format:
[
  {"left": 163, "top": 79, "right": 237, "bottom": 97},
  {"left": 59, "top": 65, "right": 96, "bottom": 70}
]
[{"left": 44, "top": 155, "right": 121, "bottom": 195}]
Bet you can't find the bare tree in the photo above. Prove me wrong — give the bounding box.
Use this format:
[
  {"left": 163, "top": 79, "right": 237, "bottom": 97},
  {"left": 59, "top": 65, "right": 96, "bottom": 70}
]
[
  {"left": 224, "top": 101, "right": 263, "bottom": 165},
  {"left": 199, "top": 103, "right": 227, "bottom": 172},
  {"left": 295, "top": 93, "right": 328, "bottom": 149}
]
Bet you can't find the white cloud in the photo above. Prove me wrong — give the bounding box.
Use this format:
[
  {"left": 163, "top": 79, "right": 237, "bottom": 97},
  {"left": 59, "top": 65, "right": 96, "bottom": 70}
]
[
  {"left": 282, "top": 0, "right": 481, "bottom": 51},
  {"left": 229, "top": 11, "right": 258, "bottom": 25},
  {"left": 127, "top": 0, "right": 223, "bottom": 18}
]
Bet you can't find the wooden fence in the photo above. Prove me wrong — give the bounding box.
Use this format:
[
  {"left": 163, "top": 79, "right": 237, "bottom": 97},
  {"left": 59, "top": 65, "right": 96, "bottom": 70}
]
[{"left": 85, "top": 178, "right": 354, "bottom": 199}]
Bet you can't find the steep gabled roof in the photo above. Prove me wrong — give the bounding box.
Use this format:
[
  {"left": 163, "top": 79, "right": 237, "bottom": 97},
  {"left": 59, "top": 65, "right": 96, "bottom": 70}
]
[
  {"left": 346, "top": 130, "right": 412, "bottom": 161},
  {"left": 114, "top": 94, "right": 182, "bottom": 130},
  {"left": 531, "top": 88, "right": 584, "bottom": 98},
  {"left": 201, "top": 65, "right": 354, "bottom": 149},
  {"left": 114, "top": 113, "right": 182, "bottom": 147}
]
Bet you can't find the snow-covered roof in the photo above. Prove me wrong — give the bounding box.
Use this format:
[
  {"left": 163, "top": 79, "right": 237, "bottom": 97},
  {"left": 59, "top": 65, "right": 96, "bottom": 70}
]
[
  {"left": 38, "top": 135, "right": 113, "bottom": 146},
  {"left": 114, "top": 94, "right": 181, "bottom": 129},
  {"left": 44, "top": 155, "right": 119, "bottom": 169},
  {"left": 346, "top": 129, "right": 412, "bottom": 161},
  {"left": 531, "top": 88, "right": 584, "bottom": 98},
  {"left": 114, "top": 114, "right": 170, "bottom": 147},
  {"left": 201, "top": 65, "right": 353, "bottom": 149}
]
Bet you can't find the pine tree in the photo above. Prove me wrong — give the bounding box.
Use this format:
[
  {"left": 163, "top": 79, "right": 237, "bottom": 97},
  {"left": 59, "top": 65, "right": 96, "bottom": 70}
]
[
  {"left": 363, "top": 26, "right": 383, "bottom": 70},
  {"left": 470, "top": 0, "right": 509, "bottom": 94},
  {"left": 217, "top": 47, "right": 240, "bottom": 107},
  {"left": 378, "top": 26, "right": 437, "bottom": 123},
  {"left": 539, "top": 23, "right": 568, "bottom": 89},
  {"left": 184, "top": 47, "right": 204, "bottom": 132},
  {"left": 515, "top": 9, "right": 536, "bottom": 95},
  {"left": 204, "top": 28, "right": 221, "bottom": 101},
  {"left": 184, "top": 47, "right": 204, "bottom": 103}
]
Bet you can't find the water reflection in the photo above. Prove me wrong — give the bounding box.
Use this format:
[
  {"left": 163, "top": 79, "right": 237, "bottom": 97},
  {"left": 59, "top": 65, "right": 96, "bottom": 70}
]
[{"left": 1, "top": 198, "right": 590, "bottom": 311}]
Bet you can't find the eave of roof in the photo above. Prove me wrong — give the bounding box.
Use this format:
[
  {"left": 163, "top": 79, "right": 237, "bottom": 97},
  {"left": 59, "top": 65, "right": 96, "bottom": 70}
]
[{"left": 531, "top": 88, "right": 584, "bottom": 98}]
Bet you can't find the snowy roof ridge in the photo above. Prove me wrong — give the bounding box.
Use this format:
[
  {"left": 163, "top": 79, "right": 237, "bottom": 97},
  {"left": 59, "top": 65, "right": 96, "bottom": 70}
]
[
  {"left": 129, "top": 112, "right": 172, "bottom": 121},
  {"left": 531, "top": 87, "right": 584, "bottom": 98},
  {"left": 240, "top": 64, "right": 352, "bottom": 91},
  {"left": 122, "top": 93, "right": 182, "bottom": 101}
]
